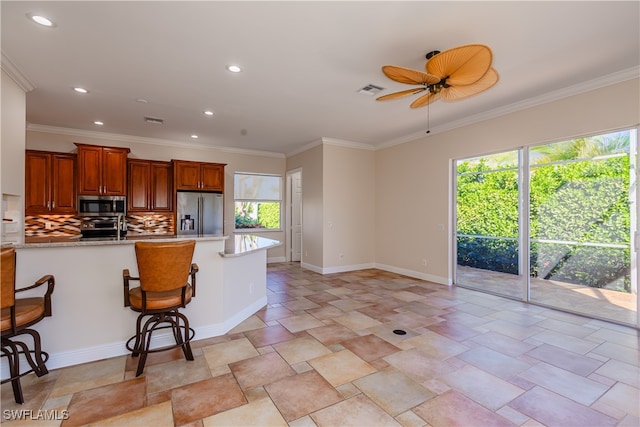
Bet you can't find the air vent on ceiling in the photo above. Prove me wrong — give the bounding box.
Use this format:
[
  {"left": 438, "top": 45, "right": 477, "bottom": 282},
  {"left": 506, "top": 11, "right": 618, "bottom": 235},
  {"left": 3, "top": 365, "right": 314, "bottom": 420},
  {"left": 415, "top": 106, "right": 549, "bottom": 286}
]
[
  {"left": 357, "top": 84, "right": 384, "bottom": 96},
  {"left": 144, "top": 116, "right": 164, "bottom": 125}
]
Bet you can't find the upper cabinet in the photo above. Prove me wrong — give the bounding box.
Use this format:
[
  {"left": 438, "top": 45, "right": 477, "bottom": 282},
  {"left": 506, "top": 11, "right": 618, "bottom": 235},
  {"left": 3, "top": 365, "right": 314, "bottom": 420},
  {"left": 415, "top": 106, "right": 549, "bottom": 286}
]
[
  {"left": 25, "top": 150, "right": 77, "bottom": 215},
  {"left": 76, "top": 143, "right": 130, "bottom": 196},
  {"left": 127, "top": 159, "right": 173, "bottom": 212},
  {"left": 173, "top": 160, "right": 225, "bottom": 192}
]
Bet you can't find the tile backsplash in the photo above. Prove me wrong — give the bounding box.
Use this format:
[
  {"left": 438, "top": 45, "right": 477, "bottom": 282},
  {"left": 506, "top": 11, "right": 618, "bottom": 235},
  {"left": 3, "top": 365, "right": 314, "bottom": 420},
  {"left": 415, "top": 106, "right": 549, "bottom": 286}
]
[
  {"left": 25, "top": 215, "right": 81, "bottom": 237},
  {"left": 126, "top": 214, "right": 174, "bottom": 235},
  {"left": 25, "top": 214, "right": 174, "bottom": 237}
]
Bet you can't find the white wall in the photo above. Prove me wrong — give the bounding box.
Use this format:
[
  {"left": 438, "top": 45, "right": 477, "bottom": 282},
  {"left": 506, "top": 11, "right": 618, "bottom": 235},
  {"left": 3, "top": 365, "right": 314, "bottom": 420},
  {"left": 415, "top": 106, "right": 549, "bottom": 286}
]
[
  {"left": 375, "top": 77, "right": 640, "bottom": 283},
  {"left": 26, "top": 128, "right": 287, "bottom": 259},
  {"left": 1, "top": 70, "right": 28, "bottom": 245},
  {"left": 286, "top": 143, "right": 324, "bottom": 269},
  {"left": 322, "top": 143, "right": 375, "bottom": 272},
  {"left": 1, "top": 70, "right": 26, "bottom": 197}
]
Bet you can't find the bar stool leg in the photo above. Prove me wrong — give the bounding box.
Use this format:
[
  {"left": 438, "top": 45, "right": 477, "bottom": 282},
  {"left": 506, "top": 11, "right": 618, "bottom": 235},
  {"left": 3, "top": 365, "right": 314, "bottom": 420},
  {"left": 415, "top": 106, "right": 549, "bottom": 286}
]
[{"left": 1, "top": 338, "right": 24, "bottom": 404}]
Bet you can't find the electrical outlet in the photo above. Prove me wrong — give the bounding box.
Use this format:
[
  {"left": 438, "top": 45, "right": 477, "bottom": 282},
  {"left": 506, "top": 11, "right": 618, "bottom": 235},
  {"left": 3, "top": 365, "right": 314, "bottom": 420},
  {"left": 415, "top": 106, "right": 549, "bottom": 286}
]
[{"left": 45, "top": 221, "right": 54, "bottom": 230}]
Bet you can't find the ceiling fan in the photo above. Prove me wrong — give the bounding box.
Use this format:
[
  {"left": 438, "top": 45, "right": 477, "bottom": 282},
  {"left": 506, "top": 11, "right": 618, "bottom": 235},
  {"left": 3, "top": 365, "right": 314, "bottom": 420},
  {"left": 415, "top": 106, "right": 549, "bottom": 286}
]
[{"left": 376, "top": 44, "right": 499, "bottom": 108}]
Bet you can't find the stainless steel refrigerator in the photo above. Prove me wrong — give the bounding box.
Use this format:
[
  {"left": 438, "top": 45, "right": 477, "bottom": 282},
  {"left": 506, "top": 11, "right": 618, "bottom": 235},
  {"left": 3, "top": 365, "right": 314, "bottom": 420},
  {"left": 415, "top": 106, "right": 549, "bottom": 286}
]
[{"left": 177, "top": 192, "right": 224, "bottom": 236}]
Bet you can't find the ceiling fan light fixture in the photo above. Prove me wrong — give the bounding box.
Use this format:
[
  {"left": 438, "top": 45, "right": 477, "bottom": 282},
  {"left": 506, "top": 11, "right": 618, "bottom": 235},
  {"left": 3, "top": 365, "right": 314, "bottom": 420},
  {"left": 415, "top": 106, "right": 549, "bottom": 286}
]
[{"left": 425, "top": 50, "right": 441, "bottom": 60}]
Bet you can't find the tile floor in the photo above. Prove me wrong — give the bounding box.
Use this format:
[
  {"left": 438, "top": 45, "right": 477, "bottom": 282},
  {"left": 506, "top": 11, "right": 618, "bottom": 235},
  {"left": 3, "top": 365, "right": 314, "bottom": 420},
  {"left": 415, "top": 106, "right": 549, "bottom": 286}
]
[
  {"left": 456, "top": 266, "right": 638, "bottom": 326},
  {"left": 2, "top": 263, "right": 639, "bottom": 426}
]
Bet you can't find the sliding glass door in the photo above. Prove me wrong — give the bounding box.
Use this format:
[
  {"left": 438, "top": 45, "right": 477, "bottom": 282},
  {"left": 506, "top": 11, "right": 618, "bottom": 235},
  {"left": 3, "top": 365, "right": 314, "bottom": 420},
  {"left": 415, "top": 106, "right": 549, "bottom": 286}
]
[
  {"left": 454, "top": 129, "right": 638, "bottom": 327},
  {"left": 529, "top": 131, "right": 637, "bottom": 324},
  {"left": 455, "top": 150, "right": 522, "bottom": 299}
]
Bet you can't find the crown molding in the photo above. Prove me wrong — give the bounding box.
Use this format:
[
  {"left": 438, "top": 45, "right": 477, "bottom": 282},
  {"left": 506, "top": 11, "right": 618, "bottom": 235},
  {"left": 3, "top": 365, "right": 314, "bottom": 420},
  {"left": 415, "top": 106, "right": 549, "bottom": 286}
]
[
  {"left": 1, "top": 51, "right": 35, "bottom": 92},
  {"left": 377, "top": 66, "right": 640, "bottom": 150},
  {"left": 286, "top": 137, "right": 375, "bottom": 157},
  {"left": 26, "top": 124, "right": 286, "bottom": 158},
  {"left": 321, "top": 137, "right": 376, "bottom": 151},
  {"left": 286, "top": 138, "right": 324, "bottom": 158}
]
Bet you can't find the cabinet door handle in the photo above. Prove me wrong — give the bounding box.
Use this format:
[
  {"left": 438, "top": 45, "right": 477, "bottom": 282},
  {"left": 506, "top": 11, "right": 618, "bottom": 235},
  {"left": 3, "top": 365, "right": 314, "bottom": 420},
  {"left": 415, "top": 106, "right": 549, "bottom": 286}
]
[
  {"left": 52, "top": 201, "right": 55, "bottom": 209},
  {"left": 47, "top": 201, "right": 51, "bottom": 210}
]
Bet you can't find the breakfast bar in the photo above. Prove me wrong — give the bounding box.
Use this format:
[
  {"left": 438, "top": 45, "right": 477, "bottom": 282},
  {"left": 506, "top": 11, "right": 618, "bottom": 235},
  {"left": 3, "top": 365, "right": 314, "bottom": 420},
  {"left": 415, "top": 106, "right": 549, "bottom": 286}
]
[{"left": 10, "top": 234, "right": 280, "bottom": 370}]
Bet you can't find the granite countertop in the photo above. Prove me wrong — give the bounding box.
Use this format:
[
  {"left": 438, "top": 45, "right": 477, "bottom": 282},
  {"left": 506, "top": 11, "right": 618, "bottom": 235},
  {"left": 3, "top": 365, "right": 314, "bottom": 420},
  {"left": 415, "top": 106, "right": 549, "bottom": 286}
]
[
  {"left": 14, "top": 234, "right": 281, "bottom": 257},
  {"left": 220, "top": 234, "right": 282, "bottom": 257},
  {"left": 17, "top": 234, "right": 228, "bottom": 248}
]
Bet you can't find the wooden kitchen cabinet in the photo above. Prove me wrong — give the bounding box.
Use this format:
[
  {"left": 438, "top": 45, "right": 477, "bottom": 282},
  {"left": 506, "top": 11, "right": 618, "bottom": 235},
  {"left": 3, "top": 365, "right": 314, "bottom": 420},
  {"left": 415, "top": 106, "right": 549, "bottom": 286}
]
[
  {"left": 173, "top": 160, "right": 225, "bottom": 192},
  {"left": 76, "top": 143, "right": 130, "bottom": 195},
  {"left": 127, "top": 159, "right": 173, "bottom": 212},
  {"left": 25, "top": 150, "right": 76, "bottom": 215}
]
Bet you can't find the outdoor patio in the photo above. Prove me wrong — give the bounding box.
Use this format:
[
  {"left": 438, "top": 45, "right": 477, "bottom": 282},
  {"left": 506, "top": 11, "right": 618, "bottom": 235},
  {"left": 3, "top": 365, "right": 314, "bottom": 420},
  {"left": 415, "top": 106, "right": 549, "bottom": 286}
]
[{"left": 456, "top": 266, "right": 638, "bottom": 327}]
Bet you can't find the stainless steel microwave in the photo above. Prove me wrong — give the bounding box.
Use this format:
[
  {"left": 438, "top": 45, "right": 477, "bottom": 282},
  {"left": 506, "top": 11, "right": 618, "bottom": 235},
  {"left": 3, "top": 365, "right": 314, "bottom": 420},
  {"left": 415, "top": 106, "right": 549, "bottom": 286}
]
[{"left": 78, "top": 195, "right": 126, "bottom": 217}]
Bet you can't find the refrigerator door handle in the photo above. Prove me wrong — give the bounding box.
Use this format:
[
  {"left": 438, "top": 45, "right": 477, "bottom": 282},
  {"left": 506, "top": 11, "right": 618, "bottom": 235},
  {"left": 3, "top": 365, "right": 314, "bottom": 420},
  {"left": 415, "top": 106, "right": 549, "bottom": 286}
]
[
  {"left": 198, "top": 196, "right": 202, "bottom": 235},
  {"left": 199, "top": 196, "right": 204, "bottom": 235}
]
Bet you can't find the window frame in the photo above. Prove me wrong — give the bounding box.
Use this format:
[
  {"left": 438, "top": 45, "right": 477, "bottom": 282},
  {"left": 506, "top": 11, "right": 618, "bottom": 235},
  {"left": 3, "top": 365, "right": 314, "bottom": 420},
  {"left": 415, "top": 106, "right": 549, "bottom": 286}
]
[{"left": 233, "top": 172, "right": 283, "bottom": 232}]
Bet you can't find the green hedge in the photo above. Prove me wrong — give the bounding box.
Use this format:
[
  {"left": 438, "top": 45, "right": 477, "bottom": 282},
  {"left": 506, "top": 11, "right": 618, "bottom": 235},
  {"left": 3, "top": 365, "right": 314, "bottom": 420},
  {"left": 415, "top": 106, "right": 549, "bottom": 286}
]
[{"left": 457, "top": 153, "right": 631, "bottom": 292}]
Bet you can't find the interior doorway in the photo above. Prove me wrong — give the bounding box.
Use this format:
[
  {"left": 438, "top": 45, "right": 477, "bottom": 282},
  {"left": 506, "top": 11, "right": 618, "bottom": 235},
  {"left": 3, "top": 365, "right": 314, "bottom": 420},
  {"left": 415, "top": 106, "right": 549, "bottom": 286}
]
[{"left": 286, "top": 169, "right": 302, "bottom": 262}]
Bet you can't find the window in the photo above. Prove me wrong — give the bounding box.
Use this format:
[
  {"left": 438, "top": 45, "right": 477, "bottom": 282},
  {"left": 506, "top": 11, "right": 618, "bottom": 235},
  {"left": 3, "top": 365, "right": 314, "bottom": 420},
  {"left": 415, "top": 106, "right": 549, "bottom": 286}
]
[{"left": 234, "top": 173, "right": 282, "bottom": 230}]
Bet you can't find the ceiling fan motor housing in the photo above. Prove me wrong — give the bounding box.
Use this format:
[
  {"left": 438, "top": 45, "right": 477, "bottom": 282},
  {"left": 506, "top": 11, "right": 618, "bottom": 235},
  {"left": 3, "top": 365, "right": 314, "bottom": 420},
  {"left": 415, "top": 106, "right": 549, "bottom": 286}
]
[{"left": 425, "top": 50, "right": 441, "bottom": 60}]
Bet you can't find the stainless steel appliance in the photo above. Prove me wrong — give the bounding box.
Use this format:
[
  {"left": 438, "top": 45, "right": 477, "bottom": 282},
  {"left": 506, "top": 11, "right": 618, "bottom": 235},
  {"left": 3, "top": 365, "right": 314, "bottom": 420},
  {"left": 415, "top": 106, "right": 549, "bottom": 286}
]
[
  {"left": 81, "top": 214, "right": 127, "bottom": 239},
  {"left": 177, "top": 192, "right": 223, "bottom": 236},
  {"left": 78, "top": 195, "right": 126, "bottom": 217}
]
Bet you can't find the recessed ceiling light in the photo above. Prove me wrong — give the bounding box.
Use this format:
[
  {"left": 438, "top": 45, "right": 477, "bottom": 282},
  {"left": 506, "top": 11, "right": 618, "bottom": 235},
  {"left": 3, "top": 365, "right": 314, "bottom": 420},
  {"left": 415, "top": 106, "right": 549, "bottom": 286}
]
[
  {"left": 27, "top": 14, "right": 55, "bottom": 27},
  {"left": 73, "top": 87, "right": 88, "bottom": 94},
  {"left": 136, "top": 98, "right": 148, "bottom": 103},
  {"left": 191, "top": 135, "right": 199, "bottom": 139},
  {"left": 203, "top": 110, "right": 215, "bottom": 117},
  {"left": 226, "top": 65, "right": 242, "bottom": 73},
  {"left": 93, "top": 121, "right": 104, "bottom": 126}
]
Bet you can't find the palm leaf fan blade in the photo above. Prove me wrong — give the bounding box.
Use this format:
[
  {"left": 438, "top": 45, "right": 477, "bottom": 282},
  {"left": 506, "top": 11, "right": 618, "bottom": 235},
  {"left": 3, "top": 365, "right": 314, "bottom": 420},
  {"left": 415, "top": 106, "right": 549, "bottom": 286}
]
[
  {"left": 427, "top": 44, "right": 493, "bottom": 86},
  {"left": 410, "top": 92, "right": 441, "bottom": 109},
  {"left": 376, "top": 88, "right": 426, "bottom": 101},
  {"left": 382, "top": 65, "right": 440, "bottom": 85},
  {"left": 440, "top": 68, "right": 499, "bottom": 101}
]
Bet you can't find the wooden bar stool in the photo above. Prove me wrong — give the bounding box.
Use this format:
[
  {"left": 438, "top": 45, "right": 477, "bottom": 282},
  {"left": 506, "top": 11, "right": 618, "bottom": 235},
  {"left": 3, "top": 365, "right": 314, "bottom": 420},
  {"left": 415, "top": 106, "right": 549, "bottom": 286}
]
[
  {"left": 1, "top": 247, "right": 55, "bottom": 404},
  {"left": 123, "top": 240, "right": 198, "bottom": 376}
]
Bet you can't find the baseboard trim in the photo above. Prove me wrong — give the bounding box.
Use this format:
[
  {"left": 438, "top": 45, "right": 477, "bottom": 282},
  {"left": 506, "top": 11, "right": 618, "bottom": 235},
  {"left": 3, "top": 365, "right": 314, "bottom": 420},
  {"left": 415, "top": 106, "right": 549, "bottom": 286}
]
[
  {"left": 299, "top": 261, "right": 450, "bottom": 285},
  {"left": 45, "top": 297, "right": 267, "bottom": 370},
  {"left": 374, "top": 263, "right": 450, "bottom": 285}
]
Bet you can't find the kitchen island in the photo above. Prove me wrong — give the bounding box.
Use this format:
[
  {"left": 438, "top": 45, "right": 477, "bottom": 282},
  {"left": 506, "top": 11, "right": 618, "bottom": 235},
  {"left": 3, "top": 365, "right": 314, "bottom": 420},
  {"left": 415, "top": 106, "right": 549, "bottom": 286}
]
[{"left": 9, "top": 234, "right": 280, "bottom": 370}]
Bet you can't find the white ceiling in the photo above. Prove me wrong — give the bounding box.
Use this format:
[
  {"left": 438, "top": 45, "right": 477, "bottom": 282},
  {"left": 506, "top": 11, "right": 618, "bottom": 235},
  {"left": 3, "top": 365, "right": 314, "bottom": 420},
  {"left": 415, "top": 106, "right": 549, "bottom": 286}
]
[{"left": 2, "top": 1, "right": 639, "bottom": 155}]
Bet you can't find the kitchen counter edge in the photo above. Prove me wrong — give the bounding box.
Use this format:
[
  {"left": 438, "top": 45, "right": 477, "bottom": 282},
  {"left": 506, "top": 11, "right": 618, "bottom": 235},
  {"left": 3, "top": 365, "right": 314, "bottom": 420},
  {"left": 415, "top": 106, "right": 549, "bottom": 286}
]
[{"left": 12, "top": 234, "right": 229, "bottom": 249}]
